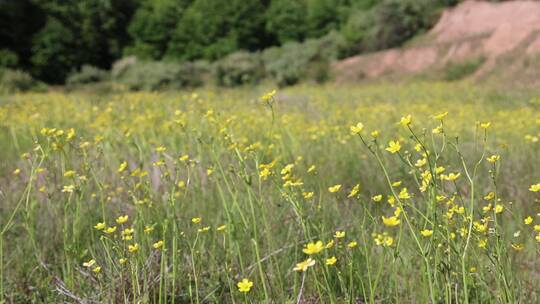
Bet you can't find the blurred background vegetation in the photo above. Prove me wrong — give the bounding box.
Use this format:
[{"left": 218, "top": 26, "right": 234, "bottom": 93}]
[{"left": 0, "top": 0, "right": 464, "bottom": 92}]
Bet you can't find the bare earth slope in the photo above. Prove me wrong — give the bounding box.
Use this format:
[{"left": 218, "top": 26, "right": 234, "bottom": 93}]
[{"left": 333, "top": 0, "right": 540, "bottom": 85}]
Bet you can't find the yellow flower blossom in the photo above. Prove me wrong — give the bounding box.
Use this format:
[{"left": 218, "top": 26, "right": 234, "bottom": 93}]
[
  {"left": 386, "top": 140, "right": 401, "bottom": 154},
  {"left": 237, "top": 278, "right": 253, "bottom": 293},
  {"left": 350, "top": 122, "right": 364, "bottom": 134},
  {"left": 399, "top": 115, "right": 412, "bottom": 126},
  {"left": 326, "top": 256, "right": 337, "bottom": 265},
  {"left": 260, "top": 89, "right": 276, "bottom": 104},
  {"left": 302, "top": 241, "right": 324, "bottom": 255},
  {"left": 420, "top": 229, "right": 433, "bottom": 237},
  {"left": 116, "top": 215, "right": 129, "bottom": 224},
  {"left": 303, "top": 191, "right": 314, "bottom": 199},
  {"left": 487, "top": 155, "right": 500, "bottom": 163},
  {"left": 217, "top": 225, "right": 227, "bottom": 231},
  {"left": 328, "top": 184, "right": 342, "bottom": 193},
  {"left": 398, "top": 188, "right": 411, "bottom": 200},
  {"left": 153, "top": 240, "right": 164, "bottom": 249},
  {"left": 382, "top": 216, "right": 400, "bottom": 227},
  {"left": 104, "top": 226, "right": 117, "bottom": 234},
  {"left": 128, "top": 243, "right": 139, "bottom": 253},
  {"left": 433, "top": 111, "right": 448, "bottom": 120},
  {"left": 83, "top": 259, "right": 96, "bottom": 268},
  {"left": 347, "top": 184, "right": 360, "bottom": 198},
  {"left": 293, "top": 258, "right": 316, "bottom": 272},
  {"left": 334, "top": 231, "right": 345, "bottom": 238},
  {"left": 118, "top": 161, "right": 128, "bottom": 173},
  {"left": 529, "top": 183, "right": 540, "bottom": 192}
]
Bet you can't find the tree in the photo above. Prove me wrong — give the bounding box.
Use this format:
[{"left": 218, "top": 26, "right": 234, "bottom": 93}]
[
  {"left": 0, "top": 0, "right": 45, "bottom": 69},
  {"left": 265, "top": 0, "right": 307, "bottom": 45},
  {"left": 30, "top": 0, "right": 137, "bottom": 82},
  {"left": 126, "top": 0, "right": 191, "bottom": 60},
  {"left": 166, "top": 0, "right": 269, "bottom": 61}
]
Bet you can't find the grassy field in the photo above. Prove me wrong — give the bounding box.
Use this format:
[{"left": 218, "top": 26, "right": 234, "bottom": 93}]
[{"left": 1, "top": 82, "right": 540, "bottom": 303}]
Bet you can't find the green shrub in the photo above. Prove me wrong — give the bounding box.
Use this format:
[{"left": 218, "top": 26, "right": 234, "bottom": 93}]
[
  {"left": 111, "top": 56, "right": 138, "bottom": 80},
  {"left": 66, "top": 65, "right": 109, "bottom": 86},
  {"left": 215, "top": 51, "right": 263, "bottom": 86},
  {"left": 443, "top": 58, "right": 485, "bottom": 81},
  {"left": 263, "top": 32, "right": 345, "bottom": 86},
  {"left": 265, "top": 0, "right": 307, "bottom": 44},
  {"left": 340, "top": 9, "right": 377, "bottom": 55},
  {"left": 112, "top": 57, "right": 208, "bottom": 90},
  {"left": 0, "top": 69, "right": 44, "bottom": 93},
  {"left": 371, "top": 0, "right": 438, "bottom": 50},
  {"left": 0, "top": 49, "right": 19, "bottom": 68}
]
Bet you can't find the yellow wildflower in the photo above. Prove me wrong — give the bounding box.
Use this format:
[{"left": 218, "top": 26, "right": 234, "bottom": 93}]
[
  {"left": 350, "top": 122, "right": 364, "bottom": 134},
  {"left": 83, "top": 259, "right": 96, "bottom": 268},
  {"left": 293, "top": 258, "right": 316, "bottom": 272},
  {"left": 153, "top": 240, "right": 164, "bottom": 249},
  {"left": 116, "top": 215, "right": 129, "bottom": 224},
  {"left": 260, "top": 89, "right": 276, "bottom": 104},
  {"left": 326, "top": 256, "right": 337, "bottom": 265},
  {"left": 487, "top": 155, "right": 500, "bottom": 163},
  {"left": 420, "top": 229, "right": 433, "bottom": 237},
  {"left": 118, "top": 161, "right": 128, "bottom": 173},
  {"left": 529, "top": 183, "right": 540, "bottom": 192},
  {"left": 399, "top": 115, "right": 412, "bottom": 126},
  {"left": 328, "top": 184, "right": 342, "bottom": 193},
  {"left": 237, "top": 278, "right": 253, "bottom": 293},
  {"left": 433, "top": 111, "right": 448, "bottom": 120},
  {"left": 348, "top": 184, "right": 360, "bottom": 198},
  {"left": 128, "top": 243, "right": 139, "bottom": 253},
  {"left": 334, "top": 231, "right": 345, "bottom": 238},
  {"left": 382, "top": 216, "right": 400, "bottom": 227},
  {"left": 386, "top": 140, "right": 401, "bottom": 154},
  {"left": 104, "top": 226, "right": 117, "bottom": 234},
  {"left": 302, "top": 241, "right": 324, "bottom": 255}
]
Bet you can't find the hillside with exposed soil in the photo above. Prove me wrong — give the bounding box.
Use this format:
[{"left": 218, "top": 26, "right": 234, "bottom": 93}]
[{"left": 333, "top": 0, "right": 540, "bottom": 86}]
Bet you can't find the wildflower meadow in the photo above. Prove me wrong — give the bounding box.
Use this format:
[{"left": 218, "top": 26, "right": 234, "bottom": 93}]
[{"left": 1, "top": 82, "right": 540, "bottom": 303}]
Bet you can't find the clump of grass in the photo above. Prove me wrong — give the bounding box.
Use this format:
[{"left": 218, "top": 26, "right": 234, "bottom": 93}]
[{"left": 443, "top": 57, "right": 486, "bottom": 81}]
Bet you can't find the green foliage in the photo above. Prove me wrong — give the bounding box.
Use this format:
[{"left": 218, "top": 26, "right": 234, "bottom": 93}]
[
  {"left": 263, "top": 32, "right": 345, "bottom": 86},
  {"left": 166, "top": 0, "right": 268, "bottom": 61},
  {"left": 215, "top": 51, "right": 264, "bottom": 86},
  {"left": 126, "top": 0, "right": 191, "bottom": 60},
  {"left": 0, "top": 49, "right": 19, "bottom": 68},
  {"left": 112, "top": 58, "right": 208, "bottom": 90},
  {"left": 1, "top": 0, "right": 456, "bottom": 84},
  {"left": 370, "top": 0, "right": 438, "bottom": 50},
  {"left": 265, "top": 0, "right": 307, "bottom": 45},
  {"left": 30, "top": 0, "right": 137, "bottom": 83},
  {"left": 0, "top": 0, "right": 45, "bottom": 69},
  {"left": 340, "top": 9, "right": 376, "bottom": 56},
  {"left": 0, "top": 69, "right": 44, "bottom": 93},
  {"left": 66, "top": 65, "right": 109, "bottom": 86},
  {"left": 443, "top": 58, "right": 485, "bottom": 81}
]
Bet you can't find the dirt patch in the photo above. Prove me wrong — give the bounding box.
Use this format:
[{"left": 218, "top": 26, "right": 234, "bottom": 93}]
[{"left": 333, "top": 0, "right": 540, "bottom": 83}]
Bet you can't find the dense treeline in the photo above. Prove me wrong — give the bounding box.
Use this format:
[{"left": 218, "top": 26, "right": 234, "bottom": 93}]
[{"left": 0, "top": 0, "right": 459, "bottom": 85}]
